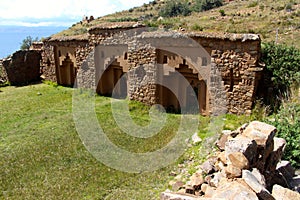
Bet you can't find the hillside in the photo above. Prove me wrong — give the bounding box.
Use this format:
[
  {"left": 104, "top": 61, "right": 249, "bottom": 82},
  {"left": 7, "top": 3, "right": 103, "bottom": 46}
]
[{"left": 53, "top": 0, "right": 300, "bottom": 48}]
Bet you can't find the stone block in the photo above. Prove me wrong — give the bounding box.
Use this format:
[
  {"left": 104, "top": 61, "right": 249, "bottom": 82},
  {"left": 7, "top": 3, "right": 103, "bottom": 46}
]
[
  {"left": 242, "top": 121, "right": 276, "bottom": 148},
  {"left": 212, "top": 180, "right": 258, "bottom": 200},
  {"left": 225, "top": 136, "right": 257, "bottom": 166},
  {"left": 225, "top": 165, "right": 242, "bottom": 179},
  {"left": 160, "top": 192, "right": 205, "bottom": 200},
  {"left": 227, "top": 152, "right": 249, "bottom": 170},
  {"left": 242, "top": 170, "right": 275, "bottom": 200},
  {"left": 272, "top": 184, "right": 300, "bottom": 200}
]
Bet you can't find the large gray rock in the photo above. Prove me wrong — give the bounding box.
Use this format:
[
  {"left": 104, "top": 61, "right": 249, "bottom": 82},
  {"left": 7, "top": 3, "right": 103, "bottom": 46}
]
[
  {"left": 211, "top": 180, "right": 259, "bottom": 200},
  {"left": 272, "top": 184, "right": 300, "bottom": 200},
  {"left": 242, "top": 121, "right": 277, "bottom": 148},
  {"left": 265, "top": 138, "right": 286, "bottom": 172},
  {"left": 227, "top": 152, "right": 249, "bottom": 170},
  {"left": 225, "top": 136, "right": 257, "bottom": 166},
  {"left": 160, "top": 192, "right": 209, "bottom": 200},
  {"left": 242, "top": 170, "right": 275, "bottom": 200}
]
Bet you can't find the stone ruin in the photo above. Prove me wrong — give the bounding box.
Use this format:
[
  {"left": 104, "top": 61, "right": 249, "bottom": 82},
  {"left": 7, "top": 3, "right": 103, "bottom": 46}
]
[
  {"left": 162, "top": 121, "right": 300, "bottom": 200},
  {"left": 39, "top": 22, "right": 263, "bottom": 115},
  {"left": 1, "top": 50, "right": 41, "bottom": 85},
  {"left": 0, "top": 21, "right": 264, "bottom": 115}
]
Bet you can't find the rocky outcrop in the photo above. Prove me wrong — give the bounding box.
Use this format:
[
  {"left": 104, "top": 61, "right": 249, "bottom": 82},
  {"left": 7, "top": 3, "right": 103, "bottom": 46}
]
[{"left": 162, "top": 121, "right": 300, "bottom": 200}]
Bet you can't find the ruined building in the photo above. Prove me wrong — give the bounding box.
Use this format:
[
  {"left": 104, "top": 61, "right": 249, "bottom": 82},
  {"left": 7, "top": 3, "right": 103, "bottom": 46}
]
[{"left": 40, "top": 22, "right": 263, "bottom": 115}]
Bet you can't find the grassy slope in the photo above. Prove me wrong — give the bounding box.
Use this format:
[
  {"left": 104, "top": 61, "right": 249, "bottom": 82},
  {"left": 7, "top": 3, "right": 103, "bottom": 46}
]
[
  {"left": 54, "top": 0, "right": 300, "bottom": 48},
  {"left": 0, "top": 84, "right": 251, "bottom": 199},
  {"left": 0, "top": 84, "right": 180, "bottom": 199}
]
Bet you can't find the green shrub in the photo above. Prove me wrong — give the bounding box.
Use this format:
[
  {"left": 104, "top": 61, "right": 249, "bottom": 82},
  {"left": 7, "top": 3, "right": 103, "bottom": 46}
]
[
  {"left": 248, "top": 1, "right": 258, "bottom": 8},
  {"left": 219, "top": 9, "right": 226, "bottom": 16},
  {"left": 159, "top": 0, "right": 191, "bottom": 17},
  {"left": 261, "top": 42, "right": 300, "bottom": 95},
  {"left": 191, "top": 24, "right": 204, "bottom": 31},
  {"left": 266, "top": 97, "right": 300, "bottom": 168},
  {"left": 193, "top": 0, "right": 223, "bottom": 12}
]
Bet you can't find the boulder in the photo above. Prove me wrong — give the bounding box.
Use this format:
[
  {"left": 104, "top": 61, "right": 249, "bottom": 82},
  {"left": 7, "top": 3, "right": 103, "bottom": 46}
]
[
  {"left": 225, "top": 165, "right": 242, "bottom": 178},
  {"left": 251, "top": 168, "right": 266, "bottom": 188},
  {"left": 242, "top": 121, "right": 276, "bottom": 148},
  {"left": 189, "top": 172, "right": 204, "bottom": 190},
  {"left": 227, "top": 152, "right": 249, "bottom": 170},
  {"left": 225, "top": 136, "right": 257, "bottom": 166},
  {"left": 265, "top": 138, "right": 286, "bottom": 172},
  {"left": 160, "top": 192, "right": 205, "bottom": 200},
  {"left": 276, "top": 160, "right": 295, "bottom": 183},
  {"left": 211, "top": 180, "right": 259, "bottom": 200},
  {"left": 242, "top": 170, "right": 275, "bottom": 200},
  {"left": 272, "top": 184, "right": 300, "bottom": 200}
]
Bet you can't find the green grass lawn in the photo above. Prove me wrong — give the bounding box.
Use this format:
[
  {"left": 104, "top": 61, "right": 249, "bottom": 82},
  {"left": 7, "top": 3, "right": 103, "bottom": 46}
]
[
  {"left": 0, "top": 83, "right": 252, "bottom": 199},
  {"left": 0, "top": 84, "right": 179, "bottom": 199}
]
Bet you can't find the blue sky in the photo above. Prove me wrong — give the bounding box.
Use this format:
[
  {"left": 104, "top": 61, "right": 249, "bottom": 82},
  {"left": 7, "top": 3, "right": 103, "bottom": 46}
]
[{"left": 0, "top": 0, "right": 151, "bottom": 27}]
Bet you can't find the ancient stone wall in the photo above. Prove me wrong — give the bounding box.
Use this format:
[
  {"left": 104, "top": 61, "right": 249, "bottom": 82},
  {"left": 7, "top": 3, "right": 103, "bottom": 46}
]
[
  {"left": 2, "top": 50, "right": 41, "bottom": 85},
  {"left": 0, "top": 59, "right": 8, "bottom": 84},
  {"left": 41, "top": 37, "right": 89, "bottom": 83},
  {"left": 41, "top": 24, "right": 262, "bottom": 115},
  {"left": 190, "top": 33, "right": 262, "bottom": 115}
]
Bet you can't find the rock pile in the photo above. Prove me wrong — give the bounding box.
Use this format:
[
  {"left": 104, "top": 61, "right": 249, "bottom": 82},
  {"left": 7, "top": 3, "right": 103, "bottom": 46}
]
[{"left": 162, "top": 121, "right": 300, "bottom": 200}]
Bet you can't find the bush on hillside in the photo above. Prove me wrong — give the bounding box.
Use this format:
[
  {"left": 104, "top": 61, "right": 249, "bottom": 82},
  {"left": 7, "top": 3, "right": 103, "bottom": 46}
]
[
  {"left": 266, "top": 97, "right": 300, "bottom": 168},
  {"left": 260, "top": 42, "right": 300, "bottom": 108},
  {"left": 193, "top": 0, "right": 223, "bottom": 12},
  {"left": 159, "top": 0, "right": 192, "bottom": 17}
]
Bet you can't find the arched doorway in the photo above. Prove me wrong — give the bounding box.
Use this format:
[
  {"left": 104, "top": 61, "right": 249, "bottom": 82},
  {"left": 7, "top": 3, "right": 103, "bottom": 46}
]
[
  {"left": 58, "top": 53, "right": 77, "bottom": 86},
  {"left": 156, "top": 49, "right": 208, "bottom": 115},
  {"left": 96, "top": 59, "right": 128, "bottom": 99}
]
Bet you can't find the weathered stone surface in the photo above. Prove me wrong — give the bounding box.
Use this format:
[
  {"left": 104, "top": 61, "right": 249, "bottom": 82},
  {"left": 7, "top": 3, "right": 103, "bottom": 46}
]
[
  {"left": 211, "top": 180, "right": 259, "bottom": 200},
  {"left": 3, "top": 50, "right": 41, "bottom": 85},
  {"left": 272, "top": 184, "right": 300, "bottom": 200},
  {"left": 227, "top": 152, "right": 249, "bottom": 170},
  {"left": 189, "top": 172, "right": 204, "bottom": 190},
  {"left": 170, "top": 181, "right": 185, "bottom": 191},
  {"left": 201, "top": 159, "right": 216, "bottom": 175},
  {"left": 217, "top": 152, "right": 227, "bottom": 165},
  {"left": 160, "top": 192, "right": 204, "bottom": 200},
  {"left": 291, "top": 175, "right": 300, "bottom": 193},
  {"left": 242, "top": 170, "right": 275, "bottom": 200},
  {"left": 251, "top": 168, "right": 266, "bottom": 188},
  {"left": 265, "top": 138, "right": 287, "bottom": 172},
  {"left": 225, "top": 165, "right": 242, "bottom": 178},
  {"left": 192, "top": 133, "right": 202, "bottom": 145},
  {"left": 276, "top": 160, "right": 295, "bottom": 182},
  {"left": 209, "top": 172, "right": 225, "bottom": 188},
  {"left": 216, "top": 133, "right": 230, "bottom": 151},
  {"left": 242, "top": 121, "right": 276, "bottom": 147},
  {"left": 225, "top": 136, "right": 257, "bottom": 165}
]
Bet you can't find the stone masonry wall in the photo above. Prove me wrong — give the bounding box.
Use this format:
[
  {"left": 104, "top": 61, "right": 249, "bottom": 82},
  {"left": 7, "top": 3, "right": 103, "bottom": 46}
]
[
  {"left": 0, "top": 59, "right": 8, "bottom": 84},
  {"left": 190, "top": 34, "right": 262, "bottom": 115},
  {"left": 41, "top": 26, "right": 262, "bottom": 115},
  {"left": 2, "top": 50, "right": 41, "bottom": 85}
]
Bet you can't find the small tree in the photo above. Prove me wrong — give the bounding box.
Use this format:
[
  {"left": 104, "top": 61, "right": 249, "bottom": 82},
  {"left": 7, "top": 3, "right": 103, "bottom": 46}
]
[{"left": 20, "top": 36, "right": 39, "bottom": 50}]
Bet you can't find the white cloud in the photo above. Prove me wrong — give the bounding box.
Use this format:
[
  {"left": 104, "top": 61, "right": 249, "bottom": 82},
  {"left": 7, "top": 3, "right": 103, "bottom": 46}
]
[{"left": 0, "top": 0, "right": 151, "bottom": 26}]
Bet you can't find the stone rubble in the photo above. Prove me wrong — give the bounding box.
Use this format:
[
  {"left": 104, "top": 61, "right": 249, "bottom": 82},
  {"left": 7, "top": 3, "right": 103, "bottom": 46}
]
[{"left": 161, "top": 121, "right": 300, "bottom": 200}]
